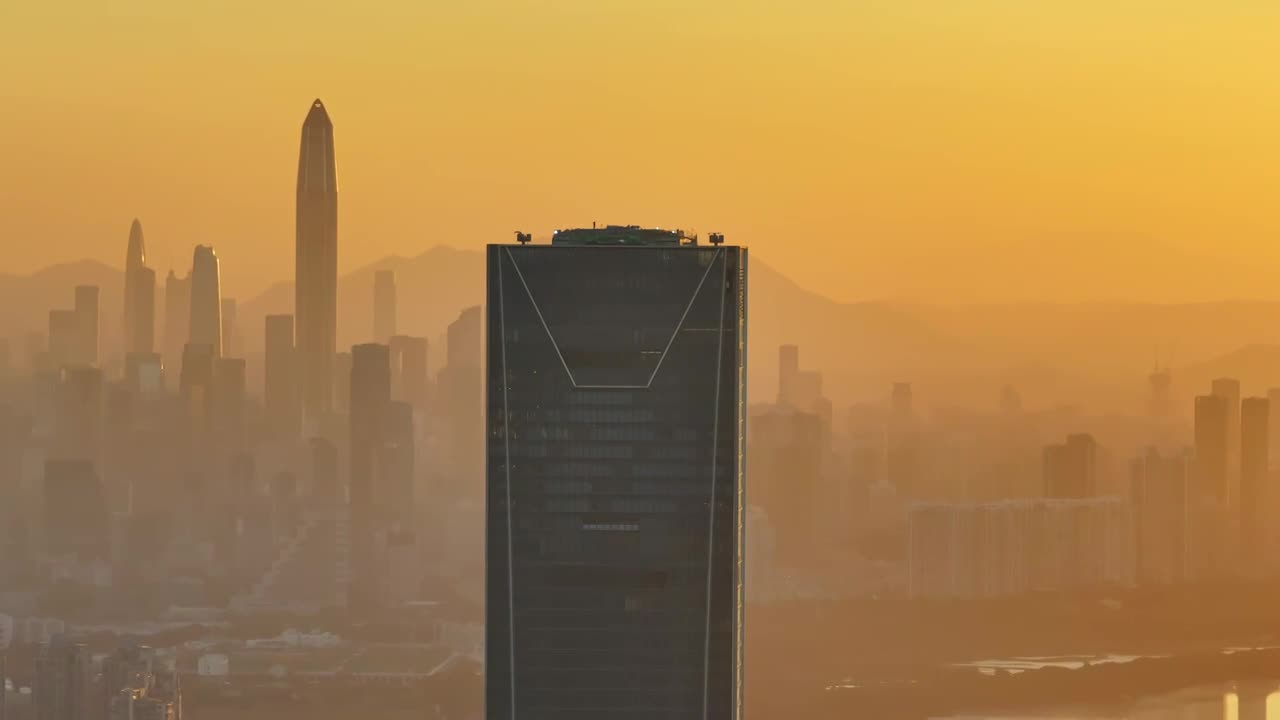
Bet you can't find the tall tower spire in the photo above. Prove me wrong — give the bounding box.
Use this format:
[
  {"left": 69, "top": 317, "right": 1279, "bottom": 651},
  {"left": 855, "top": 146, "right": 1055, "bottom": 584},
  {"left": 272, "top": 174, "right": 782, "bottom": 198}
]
[
  {"left": 296, "top": 99, "right": 338, "bottom": 420},
  {"left": 123, "top": 219, "right": 155, "bottom": 355}
]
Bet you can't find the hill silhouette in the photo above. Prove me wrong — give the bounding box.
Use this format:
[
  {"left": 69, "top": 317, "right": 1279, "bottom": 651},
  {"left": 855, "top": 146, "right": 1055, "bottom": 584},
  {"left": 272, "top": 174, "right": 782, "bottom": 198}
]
[{"left": 5, "top": 248, "right": 1280, "bottom": 414}]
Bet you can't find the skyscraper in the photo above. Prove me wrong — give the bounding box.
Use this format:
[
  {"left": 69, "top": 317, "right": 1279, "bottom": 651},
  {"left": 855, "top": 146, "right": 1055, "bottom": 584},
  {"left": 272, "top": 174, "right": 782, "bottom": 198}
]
[
  {"left": 389, "top": 335, "right": 428, "bottom": 408},
  {"left": 1240, "top": 396, "right": 1269, "bottom": 571},
  {"left": 1192, "top": 393, "right": 1231, "bottom": 579},
  {"left": 162, "top": 271, "right": 191, "bottom": 387},
  {"left": 123, "top": 219, "right": 155, "bottom": 355},
  {"left": 778, "top": 344, "right": 799, "bottom": 405},
  {"left": 73, "top": 286, "right": 98, "bottom": 366},
  {"left": 264, "top": 315, "right": 300, "bottom": 437},
  {"left": 55, "top": 367, "right": 104, "bottom": 463},
  {"left": 1212, "top": 377, "right": 1241, "bottom": 504},
  {"left": 211, "top": 357, "right": 247, "bottom": 448},
  {"left": 439, "top": 306, "right": 483, "bottom": 490},
  {"left": 188, "top": 246, "right": 222, "bottom": 358},
  {"left": 48, "top": 310, "right": 78, "bottom": 370},
  {"left": 296, "top": 99, "right": 338, "bottom": 420},
  {"left": 373, "top": 269, "right": 396, "bottom": 343},
  {"left": 349, "top": 343, "right": 390, "bottom": 612},
  {"left": 379, "top": 400, "right": 415, "bottom": 529},
  {"left": 1195, "top": 394, "right": 1230, "bottom": 502},
  {"left": 220, "top": 298, "right": 239, "bottom": 358},
  {"left": 750, "top": 406, "right": 822, "bottom": 569},
  {"left": 43, "top": 460, "right": 109, "bottom": 562},
  {"left": 1043, "top": 434, "right": 1098, "bottom": 498},
  {"left": 486, "top": 227, "right": 747, "bottom": 720},
  {"left": 1130, "top": 448, "right": 1190, "bottom": 585}
]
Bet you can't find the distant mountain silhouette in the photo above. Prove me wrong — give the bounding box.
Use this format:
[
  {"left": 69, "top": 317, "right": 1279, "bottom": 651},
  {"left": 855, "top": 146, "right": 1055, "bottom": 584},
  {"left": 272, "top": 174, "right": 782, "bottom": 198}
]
[
  {"left": 6, "top": 248, "right": 1280, "bottom": 415},
  {"left": 0, "top": 259, "right": 123, "bottom": 349},
  {"left": 1174, "top": 344, "right": 1280, "bottom": 402},
  {"left": 233, "top": 247, "right": 971, "bottom": 400}
]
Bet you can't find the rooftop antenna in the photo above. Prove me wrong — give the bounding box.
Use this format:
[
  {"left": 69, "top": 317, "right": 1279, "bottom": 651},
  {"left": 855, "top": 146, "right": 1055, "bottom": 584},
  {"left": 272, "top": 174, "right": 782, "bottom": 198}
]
[{"left": 515, "top": 231, "right": 532, "bottom": 245}]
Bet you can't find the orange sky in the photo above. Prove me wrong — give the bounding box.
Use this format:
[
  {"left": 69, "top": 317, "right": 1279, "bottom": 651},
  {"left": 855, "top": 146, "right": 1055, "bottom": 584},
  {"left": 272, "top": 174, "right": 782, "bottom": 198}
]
[{"left": 1, "top": 1, "right": 1277, "bottom": 302}]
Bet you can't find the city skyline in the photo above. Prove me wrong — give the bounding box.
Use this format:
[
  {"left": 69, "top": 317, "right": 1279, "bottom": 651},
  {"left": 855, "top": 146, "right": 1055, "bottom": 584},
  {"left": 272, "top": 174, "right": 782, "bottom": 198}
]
[{"left": 5, "top": 3, "right": 1280, "bottom": 719}]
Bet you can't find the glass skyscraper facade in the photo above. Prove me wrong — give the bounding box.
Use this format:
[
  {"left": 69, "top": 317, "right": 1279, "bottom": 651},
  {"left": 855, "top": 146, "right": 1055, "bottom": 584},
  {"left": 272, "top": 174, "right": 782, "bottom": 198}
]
[{"left": 486, "top": 230, "right": 747, "bottom": 720}]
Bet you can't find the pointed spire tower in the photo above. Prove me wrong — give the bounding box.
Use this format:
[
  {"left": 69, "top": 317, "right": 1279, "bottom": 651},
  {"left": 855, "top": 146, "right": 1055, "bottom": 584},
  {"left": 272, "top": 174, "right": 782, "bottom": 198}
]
[
  {"left": 123, "top": 218, "right": 156, "bottom": 355},
  {"left": 296, "top": 99, "right": 338, "bottom": 419}
]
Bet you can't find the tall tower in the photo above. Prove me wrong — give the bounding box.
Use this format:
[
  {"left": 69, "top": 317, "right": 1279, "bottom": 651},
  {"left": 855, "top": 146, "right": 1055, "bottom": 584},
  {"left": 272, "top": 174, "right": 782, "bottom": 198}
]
[
  {"left": 162, "top": 270, "right": 191, "bottom": 387},
  {"left": 188, "top": 246, "right": 222, "bottom": 357},
  {"left": 1240, "top": 397, "right": 1269, "bottom": 573},
  {"left": 122, "top": 219, "right": 155, "bottom": 355},
  {"left": 349, "top": 342, "right": 390, "bottom": 612},
  {"left": 486, "top": 227, "right": 747, "bottom": 719},
  {"left": 264, "top": 314, "right": 301, "bottom": 438},
  {"left": 373, "top": 269, "right": 396, "bottom": 343},
  {"left": 73, "top": 286, "right": 99, "bottom": 366},
  {"left": 220, "top": 298, "right": 239, "bottom": 358},
  {"left": 1211, "top": 377, "right": 1241, "bottom": 505},
  {"left": 296, "top": 99, "right": 338, "bottom": 420}
]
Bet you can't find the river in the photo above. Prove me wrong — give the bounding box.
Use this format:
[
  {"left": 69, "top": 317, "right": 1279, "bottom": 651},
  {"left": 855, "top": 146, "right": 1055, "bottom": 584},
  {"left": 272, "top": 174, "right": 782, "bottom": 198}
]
[{"left": 942, "top": 682, "right": 1280, "bottom": 719}]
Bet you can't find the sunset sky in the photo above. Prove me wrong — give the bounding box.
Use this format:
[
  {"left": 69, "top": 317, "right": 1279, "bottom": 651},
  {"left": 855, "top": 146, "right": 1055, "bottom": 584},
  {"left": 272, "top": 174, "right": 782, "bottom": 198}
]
[{"left": 1, "top": 1, "right": 1276, "bottom": 302}]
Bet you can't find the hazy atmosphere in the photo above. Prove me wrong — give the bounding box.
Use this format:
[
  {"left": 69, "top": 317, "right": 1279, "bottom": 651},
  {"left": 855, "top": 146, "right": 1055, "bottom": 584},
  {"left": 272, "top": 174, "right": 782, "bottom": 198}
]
[
  {"left": 4, "top": 3, "right": 1280, "bottom": 720},
  {"left": 3, "top": 1, "right": 1279, "bottom": 302}
]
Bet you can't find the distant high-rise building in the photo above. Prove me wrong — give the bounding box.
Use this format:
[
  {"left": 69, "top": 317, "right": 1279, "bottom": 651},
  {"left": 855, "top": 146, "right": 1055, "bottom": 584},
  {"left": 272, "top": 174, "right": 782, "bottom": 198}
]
[
  {"left": 349, "top": 343, "right": 389, "bottom": 612},
  {"left": 379, "top": 400, "right": 415, "bottom": 529},
  {"left": 1043, "top": 434, "right": 1097, "bottom": 498},
  {"left": 48, "top": 310, "right": 78, "bottom": 370},
  {"left": 388, "top": 335, "right": 428, "bottom": 408},
  {"left": 310, "top": 437, "right": 339, "bottom": 505},
  {"left": 779, "top": 343, "right": 799, "bottom": 405},
  {"left": 1195, "top": 394, "right": 1230, "bottom": 503},
  {"left": 1148, "top": 366, "right": 1172, "bottom": 417},
  {"left": 188, "top": 246, "right": 222, "bottom": 358},
  {"left": 162, "top": 271, "right": 191, "bottom": 387},
  {"left": 373, "top": 270, "right": 396, "bottom": 343},
  {"left": 296, "top": 99, "right": 338, "bottom": 420},
  {"left": 55, "top": 367, "right": 104, "bottom": 463},
  {"left": 1130, "top": 448, "right": 1190, "bottom": 586},
  {"left": 439, "top": 307, "right": 482, "bottom": 490},
  {"left": 220, "top": 298, "right": 238, "bottom": 358},
  {"left": 264, "top": 315, "right": 300, "bottom": 437},
  {"left": 211, "top": 358, "right": 247, "bottom": 447},
  {"left": 43, "top": 460, "right": 108, "bottom": 562},
  {"left": 1193, "top": 393, "right": 1231, "bottom": 578},
  {"left": 123, "top": 352, "right": 163, "bottom": 394},
  {"left": 1211, "top": 378, "right": 1241, "bottom": 503},
  {"left": 751, "top": 407, "right": 822, "bottom": 569},
  {"left": 73, "top": 286, "right": 98, "bottom": 367},
  {"left": 1240, "top": 396, "right": 1269, "bottom": 570},
  {"left": 179, "top": 343, "right": 215, "bottom": 429},
  {"left": 486, "top": 230, "right": 747, "bottom": 719},
  {"left": 333, "top": 351, "right": 352, "bottom": 415},
  {"left": 123, "top": 219, "right": 155, "bottom": 355},
  {"left": 34, "top": 636, "right": 93, "bottom": 720}
]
